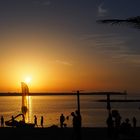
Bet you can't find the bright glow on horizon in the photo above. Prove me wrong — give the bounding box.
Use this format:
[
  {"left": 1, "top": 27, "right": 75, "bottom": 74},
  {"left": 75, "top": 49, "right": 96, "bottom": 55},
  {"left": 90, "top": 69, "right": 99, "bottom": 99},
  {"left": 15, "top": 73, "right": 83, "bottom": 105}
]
[{"left": 25, "top": 77, "right": 32, "bottom": 84}]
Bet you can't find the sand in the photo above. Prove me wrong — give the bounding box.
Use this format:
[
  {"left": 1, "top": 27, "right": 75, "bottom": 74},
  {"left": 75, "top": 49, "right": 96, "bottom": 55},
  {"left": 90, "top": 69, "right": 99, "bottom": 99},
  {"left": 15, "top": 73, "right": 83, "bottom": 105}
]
[{"left": 0, "top": 127, "right": 140, "bottom": 140}]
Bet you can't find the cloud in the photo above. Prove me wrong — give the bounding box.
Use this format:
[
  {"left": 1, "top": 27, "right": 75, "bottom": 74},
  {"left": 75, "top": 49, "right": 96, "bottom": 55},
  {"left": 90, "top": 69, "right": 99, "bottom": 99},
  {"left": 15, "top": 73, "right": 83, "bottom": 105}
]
[
  {"left": 80, "top": 33, "right": 127, "bottom": 52},
  {"left": 97, "top": 3, "right": 108, "bottom": 17},
  {"left": 79, "top": 32, "right": 140, "bottom": 67},
  {"left": 55, "top": 60, "right": 72, "bottom": 66}
]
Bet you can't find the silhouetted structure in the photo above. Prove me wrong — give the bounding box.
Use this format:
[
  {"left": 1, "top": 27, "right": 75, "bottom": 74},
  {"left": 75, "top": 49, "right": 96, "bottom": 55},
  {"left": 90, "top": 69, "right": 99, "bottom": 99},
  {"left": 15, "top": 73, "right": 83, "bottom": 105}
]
[
  {"left": 5, "top": 113, "right": 34, "bottom": 128},
  {"left": 106, "top": 94, "right": 111, "bottom": 116},
  {"left": 1, "top": 116, "right": 4, "bottom": 127},
  {"left": 5, "top": 82, "right": 34, "bottom": 128},
  {"left": 76, "top": 90, "right": 82, "bottom": 127},
  {"left": 76, "top": 91, "right": 80, "bottom": 114},
  {"left": 21, "top": 82, "right": 29, "bottom": 123},
  {"left": 75, "top": 90, "right": 82, "bottom": 140}
]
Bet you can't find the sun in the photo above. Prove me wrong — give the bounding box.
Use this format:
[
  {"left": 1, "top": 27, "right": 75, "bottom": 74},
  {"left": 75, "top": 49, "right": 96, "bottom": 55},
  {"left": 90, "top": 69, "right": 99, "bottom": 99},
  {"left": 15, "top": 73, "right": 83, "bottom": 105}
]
[{"left": 24, "top": 77, "right": 32, "bottom": 84}]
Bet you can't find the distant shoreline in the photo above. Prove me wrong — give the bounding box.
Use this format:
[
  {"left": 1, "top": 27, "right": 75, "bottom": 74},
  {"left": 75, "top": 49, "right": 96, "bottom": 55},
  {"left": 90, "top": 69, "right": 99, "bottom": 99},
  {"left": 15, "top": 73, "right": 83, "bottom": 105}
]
[{"left": 0, "top": 91, "right": 127, "bottom": 96}]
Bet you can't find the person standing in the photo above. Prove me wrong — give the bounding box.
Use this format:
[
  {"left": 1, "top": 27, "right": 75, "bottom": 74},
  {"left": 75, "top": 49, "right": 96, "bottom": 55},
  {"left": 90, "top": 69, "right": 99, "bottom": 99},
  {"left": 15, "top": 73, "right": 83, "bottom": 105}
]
[
  {"left": 71, "top": 111, "right": 80, "bottom": 140},
  {"left": 1, "top": 116, "right": 4, "bottom": 127},
  {"left": 106, "top": 113, "right": 114, "bottom": 138},
  {"left": 75, "top": 110, "right": 82, "bottom": 128},
  {"left": 60, "top": 113, "right": 65, "bottom": 128},
  {"left": 34, "top": 115, "right": 38, "bottom": 127},
  {"left": 11, "top": 115, "right": 15, "bottom": 127},
  {"left": 132, "top": 116, "right": 137, "bottom": 128},
  {"left": 41, "top": 116, "right": 44, "bottom": 128},
  {"left": 75, "top": 110, "right": 82, "bottom": 140}
]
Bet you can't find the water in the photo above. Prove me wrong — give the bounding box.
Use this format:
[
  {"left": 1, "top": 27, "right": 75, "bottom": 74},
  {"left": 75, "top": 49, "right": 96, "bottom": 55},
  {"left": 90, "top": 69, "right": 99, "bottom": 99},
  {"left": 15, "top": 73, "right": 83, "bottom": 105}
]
[{"left": 0, "top": 95, "right": 140, "bottom": 127}]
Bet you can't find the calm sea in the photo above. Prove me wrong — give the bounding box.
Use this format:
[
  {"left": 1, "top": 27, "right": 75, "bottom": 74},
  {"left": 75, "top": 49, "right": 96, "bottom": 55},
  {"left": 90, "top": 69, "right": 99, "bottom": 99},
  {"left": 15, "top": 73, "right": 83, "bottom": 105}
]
[{"left": 0, "top": 94, "right": 140, "bottom": 127}]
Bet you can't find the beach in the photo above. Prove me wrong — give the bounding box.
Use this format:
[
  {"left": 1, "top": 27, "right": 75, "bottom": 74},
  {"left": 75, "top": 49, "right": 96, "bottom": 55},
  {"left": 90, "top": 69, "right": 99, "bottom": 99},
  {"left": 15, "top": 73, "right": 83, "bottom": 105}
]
[{"left": 0, "top": 127, "right": 140, "bottom": 140}]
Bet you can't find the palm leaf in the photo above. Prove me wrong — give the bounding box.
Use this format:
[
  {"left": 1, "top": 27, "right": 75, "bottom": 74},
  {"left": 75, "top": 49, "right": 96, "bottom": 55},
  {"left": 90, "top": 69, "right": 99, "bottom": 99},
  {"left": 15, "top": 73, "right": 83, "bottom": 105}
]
[{"left": 97, "top": 16, "right": 140, "bottom": 29}]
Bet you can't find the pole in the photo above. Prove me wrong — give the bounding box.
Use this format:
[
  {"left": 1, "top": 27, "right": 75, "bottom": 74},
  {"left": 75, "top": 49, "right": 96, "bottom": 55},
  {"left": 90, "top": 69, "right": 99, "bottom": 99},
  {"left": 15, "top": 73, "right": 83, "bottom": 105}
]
[
  {"left": 77, "top": 90, "right": 80, "bottom": 114},
  {"left": 107, "top": 94, "right": 111, "bottom": 115},
  {"left": 76, "top": 90, "right": 82, "bottom": 139}
]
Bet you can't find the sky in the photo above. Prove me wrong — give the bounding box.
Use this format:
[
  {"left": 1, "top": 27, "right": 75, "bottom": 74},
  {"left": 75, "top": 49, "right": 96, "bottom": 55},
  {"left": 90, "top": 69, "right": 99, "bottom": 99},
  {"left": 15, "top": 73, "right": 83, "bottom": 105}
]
[{"left": 0, "top": 0, "right": 140, "bottom": 93}]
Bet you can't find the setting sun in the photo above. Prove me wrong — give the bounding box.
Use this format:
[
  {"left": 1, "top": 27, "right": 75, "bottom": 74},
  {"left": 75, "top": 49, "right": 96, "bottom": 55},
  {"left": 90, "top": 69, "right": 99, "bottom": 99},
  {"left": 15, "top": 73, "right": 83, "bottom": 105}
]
[{"left": 25, "top": 77, "right": 32, "bottom": 84}]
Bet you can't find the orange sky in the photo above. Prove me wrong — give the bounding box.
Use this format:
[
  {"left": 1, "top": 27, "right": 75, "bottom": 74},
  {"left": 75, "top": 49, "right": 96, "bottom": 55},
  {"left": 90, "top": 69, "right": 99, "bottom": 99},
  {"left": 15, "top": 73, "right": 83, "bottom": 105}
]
[
  {"left": 0, "top": 1, "right": 140, "bottom": 94},
  {"left": 0, "top": 29, "right": 140, "bottom": 93}
]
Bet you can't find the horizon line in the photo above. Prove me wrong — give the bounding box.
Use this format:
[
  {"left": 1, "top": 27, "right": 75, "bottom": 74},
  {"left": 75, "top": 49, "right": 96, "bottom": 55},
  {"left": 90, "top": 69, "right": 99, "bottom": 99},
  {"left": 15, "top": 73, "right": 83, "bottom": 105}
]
[{"left": 0, "top": 91, "right": 127, "bottom": 96}]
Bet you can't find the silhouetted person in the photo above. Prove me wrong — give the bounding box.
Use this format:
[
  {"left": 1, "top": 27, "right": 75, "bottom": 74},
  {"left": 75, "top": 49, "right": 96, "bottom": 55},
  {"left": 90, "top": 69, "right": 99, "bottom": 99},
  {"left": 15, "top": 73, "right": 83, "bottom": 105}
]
[
  {"left": 116, "top": 113, "right": 122, "bottom": 139},
  {"left": 12, "top": 116, "right": 14, "bottom": 121},
  {"left": 75, "top": 110, "right": 82, "bottom": 140},
  {"left": 40, "top": 116, "right": 44, "bottom": 128},
  {"left": 106, "top": 113, "right": 114, "bottom": 138},
  {"left": 71, "top": 112, "right": 77, "bottom": 139},
  {"left": 75, "top": 110, "right": 82, "bottom": 128},
  {"left": 132, "top": 116, "right": 137, "bottom": 128},
  {"left": 66, "top": 116, "right": 69, "bottom": 120},
  {"left": 125, "top": 118, "right": 131, "bottom": 128},
  {"left": 71, "top": 112, "right": 76, "bottom": 127},
  {"left": 34, "top": 115, "right": 38, "bottom": 127},
  {"left": 1, "top": 116, "right": 4, "bottom": 127},
  {"left": 11, "top": 115, "right": 14, "bottom": 127},
  {"left": 71, "top": 111, "right": 82, "bottom": 140},
  {"left": 60, "top": 113, "right": 65, "bottom": 128},
  {"left": 121, "top": 118, "right": 132, "bottom": 136},
  {"left": 115, "top": 113, "right": 121, "bottom": 128}
]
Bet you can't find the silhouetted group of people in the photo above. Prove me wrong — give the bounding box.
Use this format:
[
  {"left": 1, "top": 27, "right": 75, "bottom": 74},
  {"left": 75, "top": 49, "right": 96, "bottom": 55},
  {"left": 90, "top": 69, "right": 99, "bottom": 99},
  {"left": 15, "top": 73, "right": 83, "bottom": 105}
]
[
  {"left": 106, "top": 110, "right": 137, "bottom": 139},
  {"left": 34, "top": 115, "right": 44, "bottom": 127},
  {"left": 58, "top": 110, "right": 82, "bottom": 139},
  {"left": 71, "top": 110, "right": 82, "bottom": 129},
  {"left": 71, "top": 110, "right": 82, "bottom": 140}
]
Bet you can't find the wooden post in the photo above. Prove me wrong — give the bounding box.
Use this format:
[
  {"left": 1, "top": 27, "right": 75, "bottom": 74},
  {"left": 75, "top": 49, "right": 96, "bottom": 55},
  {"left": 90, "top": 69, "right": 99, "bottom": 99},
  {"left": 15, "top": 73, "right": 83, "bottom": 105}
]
[
  {"left": 77, "top": 90, "right": 80, "bottom": 114},
  {"left": 107, "top": 94, "right": 111, "bottom": 115}
]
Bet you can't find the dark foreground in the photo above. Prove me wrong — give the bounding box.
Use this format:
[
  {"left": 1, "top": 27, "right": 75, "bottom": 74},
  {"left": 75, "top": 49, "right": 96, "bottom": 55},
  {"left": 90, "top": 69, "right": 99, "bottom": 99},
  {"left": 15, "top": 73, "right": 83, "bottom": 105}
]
[{"left": 0, "top": 127, "right": 140, "bottom": 140}]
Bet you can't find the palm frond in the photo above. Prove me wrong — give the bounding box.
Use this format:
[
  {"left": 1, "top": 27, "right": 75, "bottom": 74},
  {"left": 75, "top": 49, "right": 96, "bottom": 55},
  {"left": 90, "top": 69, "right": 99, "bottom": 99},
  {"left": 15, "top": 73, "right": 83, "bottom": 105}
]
[{"left": 97, "top": 16, "right": 140, "bottom": 29}]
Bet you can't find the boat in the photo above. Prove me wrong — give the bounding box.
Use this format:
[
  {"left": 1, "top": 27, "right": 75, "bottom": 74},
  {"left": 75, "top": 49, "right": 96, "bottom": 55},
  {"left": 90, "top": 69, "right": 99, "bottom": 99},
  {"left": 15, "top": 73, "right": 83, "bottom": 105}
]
[{"left": 5, "top": 113, "right": 35, "bottom": 128}]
